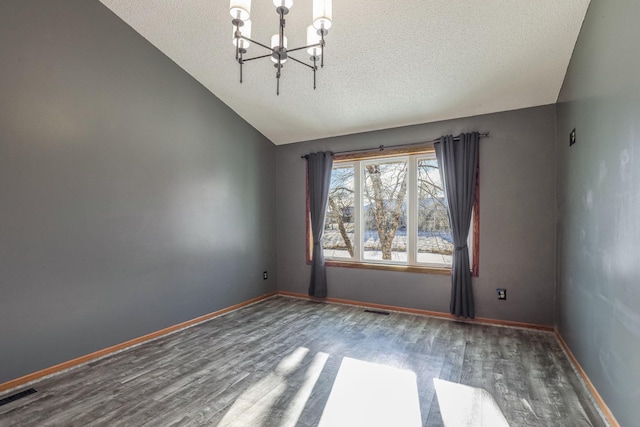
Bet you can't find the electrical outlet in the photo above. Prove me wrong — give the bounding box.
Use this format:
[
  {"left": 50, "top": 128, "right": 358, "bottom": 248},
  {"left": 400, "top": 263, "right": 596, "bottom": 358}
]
[
  {"left": 263, "top": 271, "right": 268, "bottom": 280},
  {"left": 496, "top": 288, "right": 507, "bottom": 300}
]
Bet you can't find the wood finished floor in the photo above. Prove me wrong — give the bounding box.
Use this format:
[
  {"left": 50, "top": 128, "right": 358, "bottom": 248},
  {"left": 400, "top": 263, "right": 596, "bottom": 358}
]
[{"left": 0, "top": 296, "right": 606, "bottom": 427}]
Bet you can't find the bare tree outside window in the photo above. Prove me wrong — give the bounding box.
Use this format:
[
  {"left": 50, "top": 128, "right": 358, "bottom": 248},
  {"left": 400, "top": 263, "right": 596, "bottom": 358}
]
[
  {"left": 363, "top": 160, "right": 408, "bottom": 261},
  {"left": 322, "top": 166, "right": 355, "bottom": 258}
]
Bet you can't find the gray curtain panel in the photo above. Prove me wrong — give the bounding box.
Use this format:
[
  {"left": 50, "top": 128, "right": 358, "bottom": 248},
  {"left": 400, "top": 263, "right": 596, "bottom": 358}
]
[
  {"left": 435, "top": 132, "right": 479, "bottom": 318},
  {"left": 307, "top": 152, "right": 334, "bottom": 298}
]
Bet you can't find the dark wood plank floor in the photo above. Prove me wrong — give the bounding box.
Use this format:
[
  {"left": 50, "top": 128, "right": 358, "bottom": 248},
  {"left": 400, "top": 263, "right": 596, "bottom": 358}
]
[{"left": 0, "top": 297, "right": 607, "bottom": 426}]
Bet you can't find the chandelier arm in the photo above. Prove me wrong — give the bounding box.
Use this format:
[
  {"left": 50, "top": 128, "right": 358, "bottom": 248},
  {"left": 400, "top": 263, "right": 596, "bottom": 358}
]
[
  {"left": 287, "top": 55, "right": 316, "bottom": 70},
  {"left": 286, "top": 43, "right": 321, "bottom": 54},
  {"left": 238, "top": 36, "right": 272, "bottom": 52},
  {"left": 242, "top": 53, "right": 274, "bottom": 62}
]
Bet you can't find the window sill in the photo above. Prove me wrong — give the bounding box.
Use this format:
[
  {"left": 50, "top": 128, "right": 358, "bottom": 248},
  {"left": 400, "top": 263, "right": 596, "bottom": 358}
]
[{"left": 325, "top": 260, "right": 452, "bottom": 275}]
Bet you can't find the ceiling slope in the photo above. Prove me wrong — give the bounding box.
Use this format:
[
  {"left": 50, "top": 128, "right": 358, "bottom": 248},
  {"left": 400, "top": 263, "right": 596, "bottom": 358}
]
[{"left": 99, "top": 0, "right": 590, "bottom": 145}]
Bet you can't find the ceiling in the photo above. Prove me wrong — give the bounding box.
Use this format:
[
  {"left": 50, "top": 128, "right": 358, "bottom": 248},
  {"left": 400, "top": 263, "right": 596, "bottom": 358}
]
[{"left": 98, "top": 0, "right": 590, "bottom": 145}]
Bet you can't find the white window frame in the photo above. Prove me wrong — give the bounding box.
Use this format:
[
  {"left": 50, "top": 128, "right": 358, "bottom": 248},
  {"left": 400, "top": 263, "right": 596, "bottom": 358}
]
[{"left": 314, "top": 149, "right": 477, "bottom": 275}]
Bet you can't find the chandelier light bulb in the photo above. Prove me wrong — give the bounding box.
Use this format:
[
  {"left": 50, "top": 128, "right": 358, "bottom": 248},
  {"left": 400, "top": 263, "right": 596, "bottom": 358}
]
[
  {"left": 232, "top": 19, "right": 252, "bottom": 49},
  {"left": 312, "top": 0, "right": 332, "bottom": 30},
  {"left": 230, "top": 0, "right": 251, "bottom": 22},
  {"left": 306, "top": 26, "right": 322, "bottom": 57},
  {"left": 273, "top": 0, "right": 294, "bottom": 9},
  {"left": 270, "top": 34, "right": 288, "bottom": 63},
  {"left": 270, "top": 34, "right": 288, "bottom": 49}
]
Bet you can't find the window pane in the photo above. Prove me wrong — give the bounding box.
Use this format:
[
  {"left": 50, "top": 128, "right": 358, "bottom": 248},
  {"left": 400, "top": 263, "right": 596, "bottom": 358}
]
[
  {"left": 363, "top": 160, "right": 408, "bottom": 262},
  {"left": 322, "top": 165, "right": 355, "bottom": 259},
  {"left": 417, "top": 158, "right": 453, "bottom": 265}
]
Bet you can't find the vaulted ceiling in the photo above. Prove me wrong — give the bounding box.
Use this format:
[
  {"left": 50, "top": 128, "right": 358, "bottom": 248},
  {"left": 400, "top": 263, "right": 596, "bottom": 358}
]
[{"left": 99, "top": 0, "right": 590, "bottom": 145}]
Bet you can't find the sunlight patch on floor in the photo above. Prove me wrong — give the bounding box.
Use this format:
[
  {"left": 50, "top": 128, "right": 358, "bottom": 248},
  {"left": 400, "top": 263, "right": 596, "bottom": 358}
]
[
  {"left": 217, "top": 347, "right": 313, "bottom": 427},
  {"left": 318, "top": 357, "right": 422, "bottom": 427},
  {"left": 434, "top": 378, "right": 509, "bottom": 427},
  {"left": 279, "top": 351, "right": 329, "bottom": 427}
]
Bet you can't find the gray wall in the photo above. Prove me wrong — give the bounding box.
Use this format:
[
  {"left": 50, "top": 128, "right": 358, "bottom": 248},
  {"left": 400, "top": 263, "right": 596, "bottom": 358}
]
[
  {"left": 0, "top": 0, "right": 276, "bottom": 384},
  {"left": 556, "top": 0, "right": 640, "bottom": 425},
  {"left": 276, "top": 105, "right": 557, "bottom": 326}
]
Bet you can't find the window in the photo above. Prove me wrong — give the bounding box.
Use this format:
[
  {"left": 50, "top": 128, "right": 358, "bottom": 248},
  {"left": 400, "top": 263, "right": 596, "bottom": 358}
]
[{"left": 308, "top": 147, "right": 479, "bottom": 275}]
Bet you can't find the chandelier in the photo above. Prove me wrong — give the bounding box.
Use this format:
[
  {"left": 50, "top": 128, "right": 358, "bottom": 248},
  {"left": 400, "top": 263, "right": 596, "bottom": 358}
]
[{"left": 230, "top": 0, "right": 332, "bottom": 95}]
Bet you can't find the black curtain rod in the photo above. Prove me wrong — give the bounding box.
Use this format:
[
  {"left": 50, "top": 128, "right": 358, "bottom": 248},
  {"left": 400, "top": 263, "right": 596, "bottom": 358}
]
[{"left": 301, "top": 132, "right": 490, "bottom": 159}]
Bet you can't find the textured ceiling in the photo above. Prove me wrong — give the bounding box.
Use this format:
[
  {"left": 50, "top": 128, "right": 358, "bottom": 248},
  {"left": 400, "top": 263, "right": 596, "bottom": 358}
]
[{"left": 98, "top": 0, "right": 590, "bottom": 145}]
